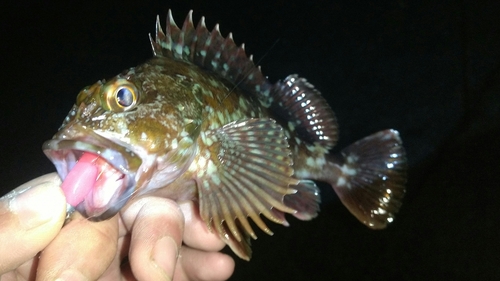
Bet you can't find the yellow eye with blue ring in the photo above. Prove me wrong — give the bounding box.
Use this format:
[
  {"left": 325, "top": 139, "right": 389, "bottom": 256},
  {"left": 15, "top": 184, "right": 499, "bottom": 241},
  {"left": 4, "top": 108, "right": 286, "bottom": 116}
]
[{"left": 101, "top": 79, "right": 139, "bottom": 112}]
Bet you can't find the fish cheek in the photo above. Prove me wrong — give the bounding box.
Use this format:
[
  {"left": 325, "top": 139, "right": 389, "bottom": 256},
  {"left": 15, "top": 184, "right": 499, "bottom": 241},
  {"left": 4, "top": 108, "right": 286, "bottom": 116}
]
[{"left": 128, "top": 118, "right": 175, "bottom": 153}]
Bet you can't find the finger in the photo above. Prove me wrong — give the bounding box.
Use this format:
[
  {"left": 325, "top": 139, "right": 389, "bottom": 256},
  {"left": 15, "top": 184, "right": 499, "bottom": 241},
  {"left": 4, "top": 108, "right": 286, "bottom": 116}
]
[
  {"left": 98, "top": 234, "right": 134, "bottom": 281},
  {"left": 0, "top": 173, "right": 66, "bottom": 274},
  {"left": 179, "top": 201, "right": 226, "bottom": 251},
  {"left": 173, "top": 247, "right": 235, "bottom": 281},
  {"left": 36, "top": 212, "right": 119, "bottom": 280},
  {"left": 120, "top": 197, "right": 184, "bottom": 281}
]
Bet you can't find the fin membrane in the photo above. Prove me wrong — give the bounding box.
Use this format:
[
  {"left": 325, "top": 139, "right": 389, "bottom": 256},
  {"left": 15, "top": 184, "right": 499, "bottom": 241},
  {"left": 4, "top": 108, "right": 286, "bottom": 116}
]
[
  {"left": 329, "top": 129, "right": 407, "bottom": 229},
  {"left": 150, "top": 10, "right": 272, "bottom": 106},
  {"left": 284, "top": 180, "right": 321, "bottom": 222},
  {"left": 196, "top": 118, "right": 299, "bottom": 260},
  {"left": 271, "top": 75, "right": 339, "bottom": 149},
  {"left": 152, "top": 11, "right": 340, "bottom": 151}
]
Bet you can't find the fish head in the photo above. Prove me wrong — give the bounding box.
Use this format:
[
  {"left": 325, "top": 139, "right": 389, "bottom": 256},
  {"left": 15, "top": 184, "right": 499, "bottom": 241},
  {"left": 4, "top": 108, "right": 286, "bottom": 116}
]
[{"left": 43, "top": 62, "right": 201, "bottom": 220}]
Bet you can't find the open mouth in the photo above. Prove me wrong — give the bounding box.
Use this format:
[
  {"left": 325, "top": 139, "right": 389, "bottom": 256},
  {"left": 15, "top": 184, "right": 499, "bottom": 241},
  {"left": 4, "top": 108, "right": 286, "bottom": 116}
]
[{"left": 43, "top": 139, "right": 142, "bottom": 220}]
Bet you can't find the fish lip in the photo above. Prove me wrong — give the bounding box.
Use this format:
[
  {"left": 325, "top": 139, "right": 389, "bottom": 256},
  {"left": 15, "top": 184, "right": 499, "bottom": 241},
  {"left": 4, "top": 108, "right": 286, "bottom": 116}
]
[
  {"left": 42, "top": 124, "right": 143, "bottom": 220},
  {"left": 42, "top": 139, "right": 139, "bottom": 180}
]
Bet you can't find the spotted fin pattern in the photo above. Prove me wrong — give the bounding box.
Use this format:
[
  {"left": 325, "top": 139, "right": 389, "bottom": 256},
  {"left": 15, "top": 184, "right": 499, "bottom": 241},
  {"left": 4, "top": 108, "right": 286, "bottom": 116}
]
[
  {"left": 271, "top": 75, "right": 339, "bottom": 149},
  {"left": 150, "top": 10, "right": 272, "bottom": 105},
  {"left": 196, "top": 118, "right": 298, "bottom": 260},
  {"left": 328, "top": 129, "right": 407, "bottom": 229},
  {"left": 283, "top": 180, "right": 321, "bottom": 221},
  {"left": 151, "top": 11, "right": 339, "bottom": 151}
]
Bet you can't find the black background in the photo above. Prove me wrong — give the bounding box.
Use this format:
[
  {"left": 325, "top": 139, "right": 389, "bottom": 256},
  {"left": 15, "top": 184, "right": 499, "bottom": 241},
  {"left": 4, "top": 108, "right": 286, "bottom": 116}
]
[{"left": 1, "top": 0, "right": 499, "bottom": 280}]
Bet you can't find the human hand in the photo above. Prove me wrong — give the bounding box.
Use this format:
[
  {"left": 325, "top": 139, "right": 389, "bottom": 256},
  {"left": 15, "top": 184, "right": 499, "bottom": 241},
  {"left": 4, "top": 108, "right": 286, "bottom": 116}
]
[
  {"left": 0, "top": 173, "right": 235, "bottom": 280},
  {"left": 0, "top": 173, "right": 66, "bottom": 279}
]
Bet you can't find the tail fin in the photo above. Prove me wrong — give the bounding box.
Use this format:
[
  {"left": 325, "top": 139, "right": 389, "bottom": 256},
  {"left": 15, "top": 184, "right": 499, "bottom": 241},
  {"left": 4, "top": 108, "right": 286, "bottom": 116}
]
[{"left": 328, "top": 129, "right": 407, "bottom": 229}]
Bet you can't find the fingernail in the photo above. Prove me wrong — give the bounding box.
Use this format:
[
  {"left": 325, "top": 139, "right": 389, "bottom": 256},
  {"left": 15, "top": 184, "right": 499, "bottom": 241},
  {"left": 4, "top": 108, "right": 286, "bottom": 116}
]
[
  {"left": 152, "top": 236, "right": 179, "bottom": 279},
  {"left": 8, "top": 181, "right": 62, "bottom": 230},
  {"left": 55, "top": 269, "right": 88, "bottom": 281}
]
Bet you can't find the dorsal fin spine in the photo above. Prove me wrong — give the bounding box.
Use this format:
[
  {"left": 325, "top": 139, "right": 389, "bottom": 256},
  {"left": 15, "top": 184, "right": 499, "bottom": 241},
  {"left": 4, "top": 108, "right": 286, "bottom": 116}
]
[
  {"left": 181, "top": 10, "right": 195, "bottom": 60},
  {"left": 151, "top": 11, "right": 339, "bottom": 149},
  {"left": 151, "top": 10, "right": 272, "bottom": 106}
]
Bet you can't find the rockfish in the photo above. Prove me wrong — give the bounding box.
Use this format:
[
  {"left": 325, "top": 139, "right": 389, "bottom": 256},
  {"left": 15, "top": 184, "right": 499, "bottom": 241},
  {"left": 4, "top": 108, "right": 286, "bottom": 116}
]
[{"left": 43, "top": 10, "right": 407, "bottom": 260}]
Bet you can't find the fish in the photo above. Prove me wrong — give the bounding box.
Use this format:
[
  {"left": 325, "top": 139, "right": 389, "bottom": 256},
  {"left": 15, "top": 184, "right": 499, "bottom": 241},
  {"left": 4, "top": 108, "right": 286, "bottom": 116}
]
[{"left": 42, "top": 10, "right": 407, "bottom": 260}]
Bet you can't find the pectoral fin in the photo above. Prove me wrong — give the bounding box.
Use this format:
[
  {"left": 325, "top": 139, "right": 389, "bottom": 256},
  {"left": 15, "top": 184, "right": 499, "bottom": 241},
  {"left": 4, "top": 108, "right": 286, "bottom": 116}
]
[{"left": 195, "top": 118, "right": 298, "bottom": 260}]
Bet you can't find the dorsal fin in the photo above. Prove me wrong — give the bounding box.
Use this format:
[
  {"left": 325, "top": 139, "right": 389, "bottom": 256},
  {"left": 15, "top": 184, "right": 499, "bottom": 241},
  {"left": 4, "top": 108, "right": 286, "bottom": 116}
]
[
  {"left": 149, "top": 10, "right": 272, "bottom": 105},
  {"left": 150, "top": 11, "right": 339, "bottom": 150},
  {"left": 270, "top": 75, "right": 339, "bottom": 149}
]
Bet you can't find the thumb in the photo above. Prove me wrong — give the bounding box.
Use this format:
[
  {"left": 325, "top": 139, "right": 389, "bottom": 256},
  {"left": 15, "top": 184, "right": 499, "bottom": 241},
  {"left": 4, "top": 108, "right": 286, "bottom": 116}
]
[{"left": 0, "top": 173, "right": 67, "bottom": 274}]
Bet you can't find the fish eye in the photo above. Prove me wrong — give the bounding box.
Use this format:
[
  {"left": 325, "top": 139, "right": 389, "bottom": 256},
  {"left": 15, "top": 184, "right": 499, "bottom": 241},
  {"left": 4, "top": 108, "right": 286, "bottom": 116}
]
[
  {"left": 116, "top": 87, "right": 135, "bottom": 107},
  {"left": 102, "top": 79, "right": 139, "bottom": 112}
]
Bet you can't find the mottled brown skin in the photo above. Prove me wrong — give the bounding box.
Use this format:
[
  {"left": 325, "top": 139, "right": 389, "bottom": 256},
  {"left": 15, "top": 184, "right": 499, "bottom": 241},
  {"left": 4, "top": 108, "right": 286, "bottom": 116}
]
[
  {"left": 44, "top": 10, "right": 407, "bottom": 261},
  {"left": 59, "top": 54, "right": 342, "bottom": 219},
  {"left": 131, "top": 56, "right": 271, "bottom": 193},
  {"left": 132, "top": 58, "right": 327, "bottom": 178}
]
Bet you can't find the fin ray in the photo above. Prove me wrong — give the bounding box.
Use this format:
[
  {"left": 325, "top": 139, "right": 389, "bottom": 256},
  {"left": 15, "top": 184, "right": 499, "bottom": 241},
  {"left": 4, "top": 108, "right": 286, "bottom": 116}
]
[
  {"left": 270, "top": 75, "right": 339, "bottom": 149},
  {"left": 152, "top": 10, "right": 272, "bottom": 106},
  {"left": 284, "top": 180, "right": 321, "bottom": 221},
  {"left": 328, "top": 129, "right": 407, "bottom": 229},
  {"left": 153, "top": 11, "right": 340, "bottom": 151},
  {"left": 196, "top": 118, "right": 298, "bottom": 260}
]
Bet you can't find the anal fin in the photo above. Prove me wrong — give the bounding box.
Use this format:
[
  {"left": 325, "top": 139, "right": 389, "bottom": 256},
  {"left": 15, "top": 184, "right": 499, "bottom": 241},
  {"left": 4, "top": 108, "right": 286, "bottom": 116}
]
[
  {"left": 328, "top": 129, "right": 407, "bottom": 229},
  {"left": 284, "top": 180, "right": 321, "bottom": 221}
]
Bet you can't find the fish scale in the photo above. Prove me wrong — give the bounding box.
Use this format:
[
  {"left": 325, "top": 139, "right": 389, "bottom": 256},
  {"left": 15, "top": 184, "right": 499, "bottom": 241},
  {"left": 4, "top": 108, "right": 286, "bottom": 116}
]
[{"left": 43, "top": 9, "right": 407, "bottom": 261}]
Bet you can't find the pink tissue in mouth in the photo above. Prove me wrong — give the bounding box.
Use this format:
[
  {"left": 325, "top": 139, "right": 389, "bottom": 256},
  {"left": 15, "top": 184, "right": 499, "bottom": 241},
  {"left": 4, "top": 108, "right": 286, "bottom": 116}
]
[{"left": 61, "top": 152, "right": 99, "bottom": 206}]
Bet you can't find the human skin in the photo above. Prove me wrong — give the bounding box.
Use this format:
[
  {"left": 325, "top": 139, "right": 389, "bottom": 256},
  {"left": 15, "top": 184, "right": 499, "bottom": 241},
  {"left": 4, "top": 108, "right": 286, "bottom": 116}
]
[{"left": 0, "top": 173, "right": 235, "bottom": 281}]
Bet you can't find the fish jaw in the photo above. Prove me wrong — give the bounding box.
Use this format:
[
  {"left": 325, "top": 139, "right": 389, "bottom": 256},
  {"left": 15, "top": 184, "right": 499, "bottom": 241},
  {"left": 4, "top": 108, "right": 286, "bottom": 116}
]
[{"left": 43, "top": 125, "right": 143, "bottom": 221}]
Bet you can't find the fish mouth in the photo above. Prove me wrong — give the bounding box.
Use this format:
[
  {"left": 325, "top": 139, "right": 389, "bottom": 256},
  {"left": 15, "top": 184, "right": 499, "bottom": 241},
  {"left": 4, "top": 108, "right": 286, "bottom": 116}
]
[{"left": 43, "top": 125, "right": 142, "bottom": 221}]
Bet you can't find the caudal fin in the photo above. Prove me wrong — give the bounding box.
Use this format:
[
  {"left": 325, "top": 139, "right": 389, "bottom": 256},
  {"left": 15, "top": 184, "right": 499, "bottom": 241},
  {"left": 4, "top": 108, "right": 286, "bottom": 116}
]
[{"left": 328, "top": 129, "right": 407, "bottom": 229}]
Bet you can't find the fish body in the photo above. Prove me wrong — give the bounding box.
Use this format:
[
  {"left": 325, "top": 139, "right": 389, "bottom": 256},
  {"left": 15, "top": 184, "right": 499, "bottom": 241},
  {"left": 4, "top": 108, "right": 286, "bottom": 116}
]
[{"left": 43, "top": 10, "right": 407, "bottom": 260}]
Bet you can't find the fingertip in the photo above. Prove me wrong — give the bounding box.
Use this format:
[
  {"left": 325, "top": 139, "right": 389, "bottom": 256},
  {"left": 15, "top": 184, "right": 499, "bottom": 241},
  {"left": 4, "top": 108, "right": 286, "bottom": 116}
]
[
  {"left": 211, "top": 253, "right": 235, "bottom": 281},
  {"left": 0, "top": 174, "right": 66, "bottom": 274},
  {"left": 180, "top": 201, "right": 226, "bottom": 251},
  {"left": 177, "top": 248, "right": 235, "bottom": 281},
  {"left": 123, "top": 197, "right": 184, "bottom": 280},
  {"left": 152, "top": 236, "right": 179, "bottom": 279},
  {"left": 6, "top": 173, "right": 66, "bottom": 230}
]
